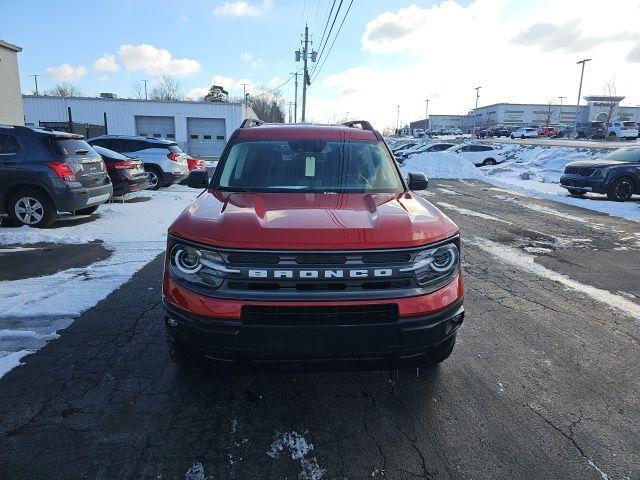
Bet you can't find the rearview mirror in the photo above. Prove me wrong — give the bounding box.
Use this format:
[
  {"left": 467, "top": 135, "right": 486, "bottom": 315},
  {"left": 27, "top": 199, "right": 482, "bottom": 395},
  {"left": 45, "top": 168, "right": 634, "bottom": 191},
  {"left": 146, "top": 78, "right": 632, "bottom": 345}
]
[
  {"left": 407, "top": 172, "right": 428, "bottom": 191},
  {"left": 186, "top": 169, "right": 209, "bottom": 189}
]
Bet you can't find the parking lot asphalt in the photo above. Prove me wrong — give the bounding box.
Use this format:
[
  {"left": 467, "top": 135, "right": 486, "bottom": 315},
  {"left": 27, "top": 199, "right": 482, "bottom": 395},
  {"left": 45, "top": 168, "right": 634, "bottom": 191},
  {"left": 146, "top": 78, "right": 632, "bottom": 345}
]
[{"left": 0, "top": 180, "right": 638, "bottom": 480}]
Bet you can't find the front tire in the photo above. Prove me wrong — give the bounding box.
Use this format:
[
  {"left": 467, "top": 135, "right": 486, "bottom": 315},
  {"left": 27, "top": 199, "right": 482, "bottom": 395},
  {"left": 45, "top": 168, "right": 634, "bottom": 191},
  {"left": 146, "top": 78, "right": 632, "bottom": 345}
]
[
  {"left": 606, "top": 176, "right": 635, "bottom": 202},
  {"left": 481, "top": 158, "right": 497, "bottom": 166},
  {"left": 145, "top": 166, "right": 162, "bottom": 191},
  {"left": 8, "top": 189, "right": 55, "bottom": 228},
  {"left": 568, "top": 188, "right": 586, "bottom": 196}
]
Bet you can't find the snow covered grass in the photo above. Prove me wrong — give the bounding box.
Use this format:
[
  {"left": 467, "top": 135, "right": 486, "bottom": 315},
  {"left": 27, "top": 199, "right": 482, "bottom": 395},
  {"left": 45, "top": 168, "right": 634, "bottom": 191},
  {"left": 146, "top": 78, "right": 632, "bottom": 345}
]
[{"left": 0, "top": 186, "right": 198, "bottom": 378}]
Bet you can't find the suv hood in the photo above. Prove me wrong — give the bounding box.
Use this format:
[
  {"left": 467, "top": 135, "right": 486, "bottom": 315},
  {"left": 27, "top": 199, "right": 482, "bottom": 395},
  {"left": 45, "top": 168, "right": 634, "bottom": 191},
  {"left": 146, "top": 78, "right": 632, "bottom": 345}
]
[
  {"left": 169, "top": 191, "right": 459, "bottom": 250},
  {"left": 566, "top": 159, "right": 634, "bottom": 168}
]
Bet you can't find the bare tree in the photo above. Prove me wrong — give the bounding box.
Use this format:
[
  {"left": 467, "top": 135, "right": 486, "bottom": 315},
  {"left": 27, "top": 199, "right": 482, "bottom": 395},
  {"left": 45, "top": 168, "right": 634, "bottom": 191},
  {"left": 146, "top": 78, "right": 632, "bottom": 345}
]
[
  {"left": 248, "top": 87, "right": 286, "bottom": 123},
  {"left": 543, "top": 99, "right": 556, "bottom": 127},
  {"left": 44, "top": 82, "right": 82, "bottom": 97},
  {"left": 600, "top": 79, "right": 618, "bottom": 127},
  {"left": 130, "top": 81, "right": 146, "bottom": 99},
  {"left": 204, "top": 85, "right": 228, "bottom": 102},
  {"left": 149, "top": 75, "right": 183, "bottom": 101}
]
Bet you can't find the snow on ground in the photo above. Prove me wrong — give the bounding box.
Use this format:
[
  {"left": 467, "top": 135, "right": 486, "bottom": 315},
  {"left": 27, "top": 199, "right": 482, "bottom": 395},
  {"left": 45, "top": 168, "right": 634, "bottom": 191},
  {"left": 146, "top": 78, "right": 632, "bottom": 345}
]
[
  {"left": 0, "top": 186, "right": 198, "bottom": 378},
  {"left": 401, "top": 152, "right": 485, "bottom": 180},
  {"left": 399, "top": 141, "right": 640, "bottom": 223}
]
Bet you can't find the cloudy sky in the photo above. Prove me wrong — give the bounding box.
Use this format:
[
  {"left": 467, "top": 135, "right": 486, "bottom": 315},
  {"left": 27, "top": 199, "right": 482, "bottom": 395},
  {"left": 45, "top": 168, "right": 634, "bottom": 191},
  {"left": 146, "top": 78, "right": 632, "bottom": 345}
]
[{"left": 5, "top": 0, "right": 640, "bottom": 129}]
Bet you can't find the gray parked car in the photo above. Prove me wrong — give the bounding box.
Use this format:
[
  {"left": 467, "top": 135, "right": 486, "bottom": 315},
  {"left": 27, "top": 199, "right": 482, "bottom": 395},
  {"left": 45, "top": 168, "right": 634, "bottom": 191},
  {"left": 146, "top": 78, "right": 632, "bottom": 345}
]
[
  {"left": 0, "top": 125, "right": 112, "bottom": 227},
  {"left": 87, "top": 135, "right": 189, "bottom": 190}
]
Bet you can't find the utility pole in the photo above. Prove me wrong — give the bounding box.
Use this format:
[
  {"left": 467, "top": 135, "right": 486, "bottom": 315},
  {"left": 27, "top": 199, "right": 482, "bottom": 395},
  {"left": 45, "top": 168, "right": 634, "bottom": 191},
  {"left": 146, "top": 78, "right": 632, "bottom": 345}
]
[
  {"left": 424, "top": 99, "right": 429, "bottom": 134},
  {"left": 346, "top": 111, "right": 350, "bottom": 121},
  {"left": 295, "top": 24, "right": 317, "bottom": 122},
  {"left": 558, "top": 96, "right": 566, "bottom": 125},
  {"left": 28, "top": 75, "right": 39, "bottom": 95},
  {"left": 473, "top": 86, "right": 481, "bottom": 135},
  {"left": 574, "top": 59, "right": 591, "bottom": 136},
  {"left": 396, "top": 105, "right": 400, "bottom": 134},
  {"left": 290, "top": 72, "right": 299, "bottom": 123},
  {"left": 241, "top": 83, "right": 250, "bottom": 118},
  {"left": 141, "top": 79, "right": 148, "bottom": 100}
]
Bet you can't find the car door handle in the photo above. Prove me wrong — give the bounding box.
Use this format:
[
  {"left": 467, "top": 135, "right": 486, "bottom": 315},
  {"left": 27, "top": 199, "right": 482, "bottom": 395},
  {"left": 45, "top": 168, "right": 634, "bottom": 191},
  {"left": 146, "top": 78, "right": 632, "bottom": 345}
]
[{"left": 0, "top": 159, "right": 17, "bottom": 165}]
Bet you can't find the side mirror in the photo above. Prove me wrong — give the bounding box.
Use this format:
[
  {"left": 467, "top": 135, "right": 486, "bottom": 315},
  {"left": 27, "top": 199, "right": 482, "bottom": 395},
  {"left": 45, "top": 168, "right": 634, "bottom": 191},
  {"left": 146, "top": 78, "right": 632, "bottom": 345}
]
[
  {"left": 407, "top": 172, "right": 428, "bottom": 191},
  {"left": 186, "top": 169, "right": 209, "bottom": 189}
]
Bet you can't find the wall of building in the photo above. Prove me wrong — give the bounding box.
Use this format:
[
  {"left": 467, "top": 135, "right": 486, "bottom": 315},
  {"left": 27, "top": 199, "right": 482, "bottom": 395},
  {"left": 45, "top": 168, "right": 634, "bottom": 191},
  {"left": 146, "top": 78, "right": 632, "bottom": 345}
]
[
  {"left": 22, "top": 96, "right": 255, "bottom": 153},
  {"left": 0, "top": 43, "right": 24, "bottom": 125}
]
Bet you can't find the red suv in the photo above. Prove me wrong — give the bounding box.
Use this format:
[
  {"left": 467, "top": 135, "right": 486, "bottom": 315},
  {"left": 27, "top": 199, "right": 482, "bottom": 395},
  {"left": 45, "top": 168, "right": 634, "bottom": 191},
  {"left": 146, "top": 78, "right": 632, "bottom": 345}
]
[{"left": 163, "top": 120, "right": 464, "bottom": 369}]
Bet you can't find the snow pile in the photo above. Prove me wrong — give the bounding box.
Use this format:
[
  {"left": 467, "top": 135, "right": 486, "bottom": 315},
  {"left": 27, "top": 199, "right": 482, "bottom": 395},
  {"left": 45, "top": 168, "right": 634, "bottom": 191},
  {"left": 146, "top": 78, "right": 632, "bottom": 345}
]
[
  {"left": 268, "top": 431, "right": 326, "bottom": 480},
  {"left": 0, "top": 187, "right": 198, "bottom": 377},
  {"left": 401, "top": 151, "right": 486, "bottom": 179},
  {"left": 482, "top": 144, "right": 605, "bottom": 184}
]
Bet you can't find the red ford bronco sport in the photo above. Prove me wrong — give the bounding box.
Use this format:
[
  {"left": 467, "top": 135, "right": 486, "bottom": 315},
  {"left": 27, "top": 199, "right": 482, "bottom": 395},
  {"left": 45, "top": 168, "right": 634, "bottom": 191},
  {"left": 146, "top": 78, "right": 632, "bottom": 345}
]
[{"left": 163, "top": 120, "right": 464, "bottom": 369}]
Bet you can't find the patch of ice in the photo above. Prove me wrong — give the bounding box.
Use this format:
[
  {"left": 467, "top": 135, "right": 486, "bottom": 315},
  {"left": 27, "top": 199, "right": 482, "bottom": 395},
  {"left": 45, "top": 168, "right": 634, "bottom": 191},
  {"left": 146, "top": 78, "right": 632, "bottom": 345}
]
[
  {"left": 267, "top": 431, "right": 326, "bottom": 480},
  {"left": 470, "top": 237, "right": 640, "bottom": 322},
  {"left": 523, "top": 247, "right": 553, "bottom": 254},
  {"left": 0, "top": 226, "right": 93, "bottom": 245},
  {"left": 185, "top": 462, "right": 211, "bottom": 480},
  {"left": 437, "top": 187, "right": 460, "bottom": 195},
  {"left": 436, "top": 202, "right": 513, "bottom": 225}
]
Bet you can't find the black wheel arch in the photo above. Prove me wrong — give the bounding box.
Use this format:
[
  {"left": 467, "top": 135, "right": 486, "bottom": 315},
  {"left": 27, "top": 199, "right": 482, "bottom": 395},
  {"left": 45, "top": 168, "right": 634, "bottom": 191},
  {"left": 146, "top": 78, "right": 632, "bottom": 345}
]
[{"left": 2, "top": 181, "right": 56, "bottom": 213}]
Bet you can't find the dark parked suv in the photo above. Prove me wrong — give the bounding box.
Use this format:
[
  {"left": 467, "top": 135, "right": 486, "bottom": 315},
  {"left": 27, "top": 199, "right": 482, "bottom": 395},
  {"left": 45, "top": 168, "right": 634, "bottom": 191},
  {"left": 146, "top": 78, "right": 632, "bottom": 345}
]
[
  {"left": 560, "top": 147, "right": 640, "bottom": 201},
  {"left": 92, "top": 146, "right": 149, "bottom": 196},
  {"left": 0, "top": 125, "right": 112, "bottom": 227}
]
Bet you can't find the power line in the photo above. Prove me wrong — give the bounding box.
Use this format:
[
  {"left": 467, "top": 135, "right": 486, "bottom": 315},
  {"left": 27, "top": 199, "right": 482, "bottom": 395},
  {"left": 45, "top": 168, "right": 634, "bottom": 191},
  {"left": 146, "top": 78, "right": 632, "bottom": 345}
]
[
  {"left": 312, "top": 0, "right": 343, "bottom": 75},
  {"left": 311, "top": 0, "right": 353, "bottom": 82},
  {"left": 315, "top": 0, "right": 337, "bottom": 55},
  {"left": 249, "top": 70, "right": 302, "bottom": 100}
]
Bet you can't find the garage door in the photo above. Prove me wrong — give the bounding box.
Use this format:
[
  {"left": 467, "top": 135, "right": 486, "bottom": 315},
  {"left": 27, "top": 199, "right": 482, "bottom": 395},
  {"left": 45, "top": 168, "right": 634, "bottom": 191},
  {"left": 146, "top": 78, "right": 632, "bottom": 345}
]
[
  {"left": 135, "top": 116, "right": 176, "bottom": 140},
  {"left": 187, "top": 118, "right": 226, "bottom": 159}
]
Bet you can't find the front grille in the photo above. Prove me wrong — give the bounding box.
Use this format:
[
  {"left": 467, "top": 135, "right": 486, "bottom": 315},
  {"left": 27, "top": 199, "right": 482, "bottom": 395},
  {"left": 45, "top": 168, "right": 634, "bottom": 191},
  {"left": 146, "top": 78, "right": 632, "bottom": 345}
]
[
  {"left": 241, "top": 304, "right": 399, "bottom": 326},
  {"left": 565, "top": 166, "right": 596, "bottom": 176}
]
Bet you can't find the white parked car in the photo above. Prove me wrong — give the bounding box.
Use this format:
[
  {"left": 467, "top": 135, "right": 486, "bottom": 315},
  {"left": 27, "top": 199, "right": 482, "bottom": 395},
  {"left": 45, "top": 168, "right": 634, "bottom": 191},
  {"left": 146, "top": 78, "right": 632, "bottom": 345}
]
[
  {"left": 510, "top": 127, "right": 539, "bottom": 139},
  {"left": 607, "top": 121, "right": 639, "bottom": 140},
  {"left": 446, "top": 144, "right": 503, "bottom": 166}
]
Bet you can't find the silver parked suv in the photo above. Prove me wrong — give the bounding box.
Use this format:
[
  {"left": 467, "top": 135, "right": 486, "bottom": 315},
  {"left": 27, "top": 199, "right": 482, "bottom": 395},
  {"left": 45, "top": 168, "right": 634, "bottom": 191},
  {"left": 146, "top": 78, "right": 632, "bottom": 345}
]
[{"left": 87, "top": 135, "right": 188, "bottom": 190}]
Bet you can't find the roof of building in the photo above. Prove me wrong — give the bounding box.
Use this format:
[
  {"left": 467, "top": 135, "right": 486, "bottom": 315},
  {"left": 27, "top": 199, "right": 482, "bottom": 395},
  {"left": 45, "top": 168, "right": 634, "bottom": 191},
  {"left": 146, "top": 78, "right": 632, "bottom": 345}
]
[
  {"left": 584, "top": 95, "right": 626, "bottom": 102},
  {"left": 22, "top": 94, "right": 241, "bottom": 106},
  {"left": 237, "top": 123, "right": 379, "bottom": 141},
  {"left": 0, "top": 40, "right": 22, "bottom": 52}
]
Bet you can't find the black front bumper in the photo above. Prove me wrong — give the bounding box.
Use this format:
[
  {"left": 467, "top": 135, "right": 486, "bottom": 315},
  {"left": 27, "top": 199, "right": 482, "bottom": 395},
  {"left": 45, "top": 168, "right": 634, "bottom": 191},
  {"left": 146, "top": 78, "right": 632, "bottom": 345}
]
[
  {"left": 164, "top": 300, "right": 464, "bottom": 368},
  {"left": 559, "top": 174, "right": 605, "bottom": 193}
]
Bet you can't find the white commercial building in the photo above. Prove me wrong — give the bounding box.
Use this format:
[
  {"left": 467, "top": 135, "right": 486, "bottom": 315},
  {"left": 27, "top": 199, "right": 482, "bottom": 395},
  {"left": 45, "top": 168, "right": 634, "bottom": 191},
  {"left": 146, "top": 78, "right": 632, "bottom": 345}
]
[
  {"left": 0, "top": 40, "right": 24, "bottom": 126},
  {"left": 23, "top": 95, "right": 256, "bottom": 159}
]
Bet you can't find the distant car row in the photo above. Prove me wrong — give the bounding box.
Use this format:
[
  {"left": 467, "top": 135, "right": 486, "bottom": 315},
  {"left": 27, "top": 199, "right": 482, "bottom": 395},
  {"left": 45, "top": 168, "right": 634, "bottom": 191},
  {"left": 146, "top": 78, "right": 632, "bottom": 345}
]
[
  {"left": 475, "top": 121, "right": 640, "bottom": 140},
  {"left": 412, "top": 127, "right": 462, "bottom": 138},
  {"left": 0, "top": 125, "right": 211, "bottom": 227},
  {"left": 391, "top": 141, "right": 502, "bottom": 166}
]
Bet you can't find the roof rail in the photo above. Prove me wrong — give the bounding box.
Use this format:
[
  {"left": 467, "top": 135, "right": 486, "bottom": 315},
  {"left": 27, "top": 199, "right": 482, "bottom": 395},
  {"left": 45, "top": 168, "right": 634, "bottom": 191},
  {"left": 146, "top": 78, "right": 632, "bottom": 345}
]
[
  {"left": 240, "top": 118, "right": 265, "bottom": 128},
  {"left": 342, "top": 120, "right": 374, "bottom": 131}
]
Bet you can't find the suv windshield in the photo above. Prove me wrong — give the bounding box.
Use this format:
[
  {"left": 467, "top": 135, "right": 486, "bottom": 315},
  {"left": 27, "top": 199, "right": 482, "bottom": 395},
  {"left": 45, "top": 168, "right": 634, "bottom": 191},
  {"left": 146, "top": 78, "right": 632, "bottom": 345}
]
[
  {"left": 52, "top": 138, "right": 95, "bottom": 155},
  {"left": 601, "top": 149, "right": 640, "bottom": 162},
  {"left": 215, "top": 139, "right": 403, "bottom": 193}
]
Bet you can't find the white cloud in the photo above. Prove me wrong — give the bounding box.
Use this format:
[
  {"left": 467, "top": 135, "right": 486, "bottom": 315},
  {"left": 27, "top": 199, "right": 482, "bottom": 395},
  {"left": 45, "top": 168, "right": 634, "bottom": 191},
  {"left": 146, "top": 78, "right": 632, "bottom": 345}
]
[
  {"left": 213, "top": 0, "right": 272, "bottom": 17},
  {"left": 93, "top": 54, "right": 119, "bottom": 73},
  {"left": 269, "top": 76, "right": 282, "bottom": 87},
  {"left": 118, "top": 44, "right": 201, "bottom": 77},
  {"left": 186, "top": 87, "right": 210, "bottom": 100},
  {"left": 307, "top": 0, "right": 640, "bottom": 130},
  {"left": 240, "top": 51, "right": 263, "bottom": 68},
  {"left": 45, "top": 63, "right": 87, "bottom": 81},
  {"left": 186, "top": 75, "right": 255, "bottom": 100}
]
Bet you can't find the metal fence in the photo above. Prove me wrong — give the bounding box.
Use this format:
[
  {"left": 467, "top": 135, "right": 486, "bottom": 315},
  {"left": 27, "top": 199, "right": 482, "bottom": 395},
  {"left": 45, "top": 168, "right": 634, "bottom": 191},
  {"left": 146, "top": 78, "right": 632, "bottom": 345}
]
[{"left": 38, "top": 121, "right": 106, "bottom": 138}]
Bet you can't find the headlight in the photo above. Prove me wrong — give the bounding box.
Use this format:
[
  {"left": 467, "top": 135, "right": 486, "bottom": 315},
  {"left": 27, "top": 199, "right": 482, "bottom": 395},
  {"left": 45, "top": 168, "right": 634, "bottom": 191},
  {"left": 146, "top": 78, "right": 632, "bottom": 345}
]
[
  {"left": 169, "top": 243, "right": 234, "bottom": 289},
  {"left": 402, "top": 243, "right": 460, "bottom": 286}
]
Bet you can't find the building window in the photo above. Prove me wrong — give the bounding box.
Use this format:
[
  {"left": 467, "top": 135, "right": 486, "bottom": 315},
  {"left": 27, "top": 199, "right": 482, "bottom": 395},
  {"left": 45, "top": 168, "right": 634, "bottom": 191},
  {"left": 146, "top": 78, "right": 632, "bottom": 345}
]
[
  {"left": 166, "top": 133, "right": 175, "bottom": 139},
  {"left": 139, "top": 133, "right": 147, "bottom": 137},
  {"left": 216, "top": 135, "right": 225, "bottom": 140},
  {"left": 190, "top": 135, "right": 199, "bottom": 139},
  {"left": 203, "top": 135, "right": 211, "bottom": 140},
  {"left": 153, "top": 133, "right": 162, "bottom": 138}
]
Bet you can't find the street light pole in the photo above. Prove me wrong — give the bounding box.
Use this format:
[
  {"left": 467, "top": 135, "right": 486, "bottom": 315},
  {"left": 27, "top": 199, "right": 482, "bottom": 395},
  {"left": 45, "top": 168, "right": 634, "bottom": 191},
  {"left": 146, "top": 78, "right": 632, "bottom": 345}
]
[
  {"left": 141, "top": 79, "right": 148, "bottom": 100},
  {"left": 28, "top": 75, "right": 39, "bottom": 95},
  {"left": 396, "top": 105, "right": 400, "bottom": 135},
  {"left": 424, "top": 99, "right": 429, "bottom": 134},
  {"left": 574, "top": 59, "right": 591, "bottom": 135},
  {"left": 473, "top": 86, "right": 481, "bottom": 136},
  {"left": 558, "top": 96, "right": 566, "bottom": 125}
]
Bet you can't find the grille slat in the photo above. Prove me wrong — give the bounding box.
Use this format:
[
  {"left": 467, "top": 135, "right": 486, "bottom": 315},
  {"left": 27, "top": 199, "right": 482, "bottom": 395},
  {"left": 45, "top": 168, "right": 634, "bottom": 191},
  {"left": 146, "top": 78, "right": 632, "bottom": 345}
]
[
  {"left": 565, "top": 166, "right": 596, "bottom": 176},
  {"left": 242, "top": 304, "right": 398, "bottom": 326}
]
